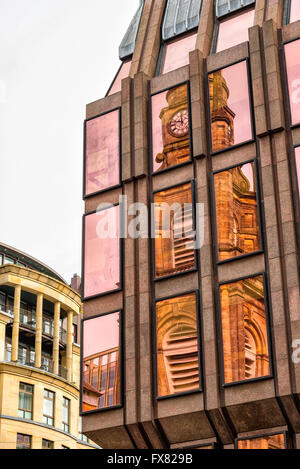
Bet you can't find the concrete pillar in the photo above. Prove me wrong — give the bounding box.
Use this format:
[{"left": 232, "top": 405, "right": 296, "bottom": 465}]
[
  {"left": 52, "top": 301, "right": 60, "bottom": 375},
  {"left": 66, "top": 311, "right": 73, "bottom": 382},
  {"left": 34, "top": 293, "right": 43, "bottom": 368},
  {"left": 11, "top": 285, "right": 21, "bottom": 362}
]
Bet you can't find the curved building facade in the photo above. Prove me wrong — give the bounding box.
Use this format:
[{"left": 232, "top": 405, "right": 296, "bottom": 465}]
[{"left": 0, "top": 243, "right": 97, "bottom": 449}]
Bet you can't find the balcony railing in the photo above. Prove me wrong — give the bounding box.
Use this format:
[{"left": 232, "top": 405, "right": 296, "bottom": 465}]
[{"left": 4, "top": 349, "right": 68, "bottom": 380}]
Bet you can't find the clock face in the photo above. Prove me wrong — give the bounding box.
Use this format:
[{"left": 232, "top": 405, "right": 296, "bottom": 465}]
[{"left": 168, "top": 109, "right": 189, "bottom": 138}]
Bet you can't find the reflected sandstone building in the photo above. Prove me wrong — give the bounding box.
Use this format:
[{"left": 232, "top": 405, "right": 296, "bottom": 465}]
[{"left": 81, "top": 0, "right": 300, "bottom": 450}]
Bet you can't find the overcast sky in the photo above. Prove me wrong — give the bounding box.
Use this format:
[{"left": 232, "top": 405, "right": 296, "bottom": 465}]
[{"left": 0, "top": 0, "right": 138, "bottom": 282}]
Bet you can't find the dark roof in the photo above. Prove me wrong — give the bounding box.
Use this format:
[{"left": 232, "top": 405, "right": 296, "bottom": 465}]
[
  {"left": 216, "top": 0, "right": 255, "bottom": 18},
  {"left": 162, "top": 0, "right": 202, "bottom": 41},
  {"left": 119, "top": 0, "right": 145, "bottom": 60}
]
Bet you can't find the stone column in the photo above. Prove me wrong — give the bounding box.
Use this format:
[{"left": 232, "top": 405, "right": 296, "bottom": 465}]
[
  {"left": 34, "top": 293, "right": 43, "bottom": 368},
  {"left": 52, "top": 301, "right": 60, "bottom": 375},
  {"left": 66, "top": 311, "right": 73, "bottom": 382},
  {"left": 11, "top": 285, "right": 21, "bottom": 362}
]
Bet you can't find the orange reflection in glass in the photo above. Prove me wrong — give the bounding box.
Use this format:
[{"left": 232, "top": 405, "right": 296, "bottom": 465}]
[
  {"left": 209, "top": 61, "right": 252, "bottom": 152},
  {"left": 296, "top": 147, "right": 300, "bottom": 199},
  {"left": 285, "top": 40, "right": 300, "bottom": 125},
  {"left": 85, "top": 110, "right": 120, "bottom": 195},
  {"left": 82, "top": 312, "right": 121, "bottom": 413},
  {"left": 154, "top": 182, "right": 195, "bottom": 278},
  {"left": 84, "top": 206, "right": 120, "bottom": 298},
  {"left": 214, "top": 163, "right": 261, "bottom": 261},
  {"left": 220, "top": 275, "right": 270, "bottom": 385},
  {"left": 156, "top": 293, "right": 200, "bottom": 397},
  {"left": 152, "top": 84, "right": 191, "bottom": 172},
  {"left": 216, "top": 8, "right": 255, "bottom": 53},
  {"left": 108, "top": 60, "right": 131, "bottom": 95},
  {"left": 290, "top": 0, "right": 300, "bottom": 23},
  {"left": 238, "top": 433, "right": 286, "bottom": 449},
  {"left": 161, "top": 32, "right": 197, "bottom": 75}
]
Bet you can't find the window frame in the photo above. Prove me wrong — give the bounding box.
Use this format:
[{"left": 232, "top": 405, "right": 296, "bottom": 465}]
[
  {"left": 281, "top": 36, "right": 300, "bottom": 130},
  {"left": 18, "top": 382, "right": 34, "bottom": 420},
  {"left": 149, "top": 80, "right": 194, "bottom": 176},
  {"left": 217, "top": 272, "right": 274, "bottom": 388},
  {"left": 16, "top": 433, "right": 32, "bottom": 449},
  {"left": 153, "top": 290, "right": 203, "bottom": 400},
  {"left": 80, "top": 309, "right": 124, "bottom": 416},
  {"left": 42, "top": 439, "right": 54, "bottom": 449},
  {"left": 206, "top": 57, "right": 256, "bottom": 156},
  {"left": 156, "top": 28, "right": 198, "bottom": 76},
  {"left": 211, "top": 158, "right": 264, "bottom": 265},
  {"left": 151, "top": 179, "right": 198, "bottom": 282},
  {"left": 43, "top": 389, "right": 55, "bottom": 426},
  {"left": 83, "top": 107, "right": 122, "bottom": 199},
  {"left": 211, "top": 3, "right": 255, "bottom": 54},
  {"left": 81, "top": 203, "right": 123, "bottom": 301},
  {"left": 235, "top": 430, "right": 289, "bottom": 449},
  {"left": 62, "top": 396, "right": 70, "bottom": 433}
]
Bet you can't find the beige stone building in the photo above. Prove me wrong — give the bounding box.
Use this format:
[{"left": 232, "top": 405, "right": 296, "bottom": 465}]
[{"left": 0, "top": 243, "right": 97, "bottom": 449}]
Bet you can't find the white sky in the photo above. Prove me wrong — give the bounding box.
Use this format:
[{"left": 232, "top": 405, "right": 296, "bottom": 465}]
[{"left": 0, "top": 0, "right": 139, "bottom": 282}]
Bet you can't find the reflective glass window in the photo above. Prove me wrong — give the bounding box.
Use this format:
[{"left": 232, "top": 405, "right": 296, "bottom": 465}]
[
  {"left": 152, "top": 84, "right": 191, "bottom": 172},
  {"left": 216, "top": 8, "right": 255, "bottom": 52},
  {"left": 209, "top": 60, "right": 252, "bottom": 152},
  {"left": 18, "top": 383, "right": 33, "bottom": 419},
  {"left": 154, "top": 182, "right": 196, "bottom": 279},
  {"left": 296, "top": 147, "right": 300, "bottom": 199},
  {"left": 290, "top": 0, "right": 300, "bottom": 23},
  {"left": 213, "top": 162, "right": 261, "bottom": 261},
  {"left": 85, "top": 109, "right": 120, "bottom": 196},
  {"left": 82, "top": 312, "right": 121, "bottom": 413},
  {"left": 42, "top": 439, "right": 54, "bottom": 449},
  {"left": 84, "top": 205, "right": 120, "bottom": 298},
  {"left": 62, "top": 397, "right": 70, "bottom": 432},
  {"left": 108, "top": 60, "right": 132, "bottom": 95},
  {"left": 238, "top": 433, "right": 286, "bottom": 449},
  {"left": 284, "top": 39, "right": 300, "bottom": 126},
  {"left": 16, "top": 434, "right": 31, "bottom": 449},
  {"left": 43, "top": 390, "right": 54, "bottom": 426},
  {"left": 220, "top": 275, "right": 271, "bottom": 384},
  {"left": 155, "top": 292, "right": 200, "bottom": 397},
  {"left": 161, "top": 32, "right": 197, "bottom": 75}
]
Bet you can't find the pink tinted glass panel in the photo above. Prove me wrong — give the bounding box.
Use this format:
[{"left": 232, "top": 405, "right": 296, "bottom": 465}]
[
  {"left": 84, "top": 206, "right": 120, "bottom": 298},
  {"left": 209, "top": 61, "right": 252, "bottom": 151},
  {"left": 82, "top": 312, "right": 120, "bottom": 412},
  {"left": 290, "top": 0, "right": 300, "bottom": 23},
  {"left": 216, "top": 8, "right": 255, "bottom": 52},
  {"left": 296, "top": 147, "right": 300, "bottom": 199},
  {"left": 162, "top": 33, "right": 197, "bottom": 75},
  {"left": 108, "top": 60, "right": 131, "bottom": 95},
  {"left": 85, "top": 110, "right": 119, "bottom": 195},
  {"left": 151, "top": 84, "right": 190, "bottom": 172},
  {"left": 285, "top": 40, "right": 300, "bottom": 125}
]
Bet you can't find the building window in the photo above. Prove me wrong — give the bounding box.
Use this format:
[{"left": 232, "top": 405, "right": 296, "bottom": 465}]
[
  {"left": 83, "top": 205, "right": 121, "bottom": 299},
  {"left": 84, "top": 109, "right": 120, "bottom": 197},
  {"left": 289, "top": 0, "right": 300, "bottom": 23},
  {"left": 0, "top": 292, "right": 5, "bottom": 313},
  {"left": 18, "top": 383, "right": 33, "bottom": 419},
  {"left": 208, "top": 60, "right": 253, "bottom": 152},
  {"left": 284, "top": 39, "right": 300, "bottom": 126},
  {"left": 42, "top": 439, "right": 54, "bottom": 449},
  {"left": 219, "top": 275, "right": 271, "bottom": 385},
  {"left": 107, "top": 60, "right": 132, "bottom": 96},
  {"left": 3, "top": 256, "right": 14, "bottom": 265},
  {"left": 213, "top": 161, "right": 262, "bottom": 261},
  {"left": 82, "top": 311, "right": 121, "bottom": 413},
  {"left": 79, "top": 416, "right": 88, "bottom": 443},
  {"left": 237, "top": 433, "right": 286, "bottom": 449},
  {"left": 155, "top": 292, "right": 201, "bottom": 398},
  {"left": 43, "top": 390, "right": 55, "bottom": 426},
  {"left": 151, "top": 83, "right": 192, "bottom": 173},
  {"left": 295, "top": 147, "right": 300, "bottom": 200},
  {"left": 62, "top": 397, "right": 70, "bottom": 432},
  {"left": 16, "top": 433, "right": 32, "bottom": 449},
  {"left": 72, "top": 323, "right": 78, "bottom": 344},
  {"left": 214, "top": 7, "right": 255, "bottom": 53},
  {"left": 160, "top": 32, "right": 197, "bottom": 75},
  {"left": 153, "top": 182, "right": 196, "bottom": 279}
]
